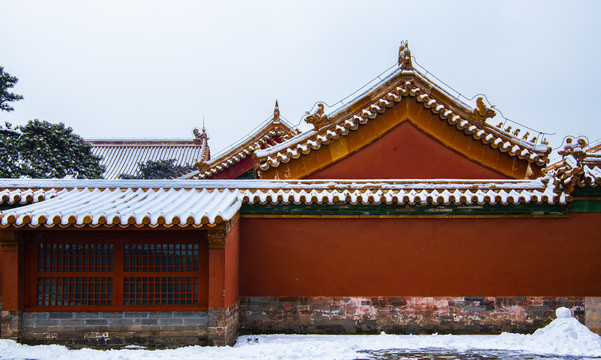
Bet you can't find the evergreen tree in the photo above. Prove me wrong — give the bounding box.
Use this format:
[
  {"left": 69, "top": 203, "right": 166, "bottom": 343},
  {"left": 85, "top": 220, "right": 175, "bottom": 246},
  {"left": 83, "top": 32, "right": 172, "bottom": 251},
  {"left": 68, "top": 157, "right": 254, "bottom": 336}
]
[
  {"left": 119, "top": 159, "right": 194, "bottom": 179},
  {"left": 0, "top": 120, "right": 105, "bottom": 179},
  {"left": 0, "top": 123, "right": 21, "bottom": 178},
  {"left": 0, "top": 66, "right": 24, "bottom": 112}
]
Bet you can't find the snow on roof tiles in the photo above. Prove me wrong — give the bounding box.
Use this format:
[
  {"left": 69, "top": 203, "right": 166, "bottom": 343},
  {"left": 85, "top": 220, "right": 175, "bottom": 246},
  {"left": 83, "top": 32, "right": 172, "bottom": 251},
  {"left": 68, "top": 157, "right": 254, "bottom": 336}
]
[
  {"left": 254, "top": 51, "right": 551, "bottom": 173},
  {"left": 550, "top": 139, "right": 601, "bottom": 191},
  {"left": 88, "top": 135, "right": 209, "bottom": 179},
  {"left": 0, "top": 187, "right": 242, "bottom": 228},
  {"left": 0, "top": 176, "right": 568, "bottom": 229},
  {"left": 0, "top": 188, "right": 59, "bottom": 205},
  {"left": 178, "top": 113, "right": 298, "bottom": 180}
]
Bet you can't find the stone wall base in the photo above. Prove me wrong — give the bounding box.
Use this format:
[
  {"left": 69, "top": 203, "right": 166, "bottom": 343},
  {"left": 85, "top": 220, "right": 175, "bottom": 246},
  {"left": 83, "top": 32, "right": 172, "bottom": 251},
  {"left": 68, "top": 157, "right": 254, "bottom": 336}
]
[
  {"left": 1, "top": 310, "right": 23, "bottom": 340},
  {"left": 585, "top": 297, "right": 601, "bottom": 335},
  {"left": 240, "top": 296, "right": 585, "bottom": 335},
  {"left": 208, "top": 301, "right": 239, "bottom": 346},
  {"left": 18, "top": 311, "right": 208, "bottom": 348}
]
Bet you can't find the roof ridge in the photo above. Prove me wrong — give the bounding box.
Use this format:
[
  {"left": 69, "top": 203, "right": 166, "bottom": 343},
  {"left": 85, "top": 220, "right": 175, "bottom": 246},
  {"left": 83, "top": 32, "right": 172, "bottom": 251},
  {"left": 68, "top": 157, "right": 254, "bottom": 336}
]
[
  {"left": 254, "top": 48, "right": 552, "bottom": 173},
  {"left": 0, "top": 176, "right": 571, "bottom": 229}
]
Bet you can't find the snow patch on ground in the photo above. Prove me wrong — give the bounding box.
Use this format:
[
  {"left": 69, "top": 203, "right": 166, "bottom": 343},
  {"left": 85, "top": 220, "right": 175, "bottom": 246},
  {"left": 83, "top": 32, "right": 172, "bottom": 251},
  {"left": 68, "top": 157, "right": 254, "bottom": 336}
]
[{"left": 1, "top": 308, "right": 600, "bottom": 360}]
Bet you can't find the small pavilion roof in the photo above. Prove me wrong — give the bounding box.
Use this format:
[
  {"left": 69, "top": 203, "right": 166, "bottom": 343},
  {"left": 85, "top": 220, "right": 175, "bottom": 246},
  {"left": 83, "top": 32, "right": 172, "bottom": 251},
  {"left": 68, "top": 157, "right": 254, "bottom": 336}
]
[
  {"left": 0, "top": 176, "right": 571, "bottom": 229},
  {"left": 178, "top": 103, "right": 299, "bottom": 180},
  {"left": 254, "top": 42, "right": 551, "bottom": 175},
  {"left": 88, "top": 128, "right": 210, "bottom": 179}
]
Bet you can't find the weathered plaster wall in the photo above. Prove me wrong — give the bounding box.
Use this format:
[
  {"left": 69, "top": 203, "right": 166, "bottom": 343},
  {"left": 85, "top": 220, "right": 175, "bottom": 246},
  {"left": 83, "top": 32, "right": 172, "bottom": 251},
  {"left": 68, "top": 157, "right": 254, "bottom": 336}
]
[
  {"left": 239, "top": 296, "right": 584, "bottom": 335},
  {"left": 585, "top": 297, "right": 601, "bottom": 335}
]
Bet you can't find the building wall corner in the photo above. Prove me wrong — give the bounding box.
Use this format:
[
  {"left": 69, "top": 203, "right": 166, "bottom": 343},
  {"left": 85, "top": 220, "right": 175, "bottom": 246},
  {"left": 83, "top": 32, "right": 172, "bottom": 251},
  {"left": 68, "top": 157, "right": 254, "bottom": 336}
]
[
  {"left": 208, "top": 301, "right": 239, "bottom": 346},
  {"left": 1, "top": 310, "right": 23, "bottom": 340},
  {"left": 585, "top": 297, "right": 601, "bottom": 335}
]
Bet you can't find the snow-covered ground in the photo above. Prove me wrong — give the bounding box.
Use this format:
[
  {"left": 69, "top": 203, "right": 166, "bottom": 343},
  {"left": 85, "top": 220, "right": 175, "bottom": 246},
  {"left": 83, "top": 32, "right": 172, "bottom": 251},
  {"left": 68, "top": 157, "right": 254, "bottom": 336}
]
[{"left": 1, "top": 308, "right": 600, "bottom": 360}]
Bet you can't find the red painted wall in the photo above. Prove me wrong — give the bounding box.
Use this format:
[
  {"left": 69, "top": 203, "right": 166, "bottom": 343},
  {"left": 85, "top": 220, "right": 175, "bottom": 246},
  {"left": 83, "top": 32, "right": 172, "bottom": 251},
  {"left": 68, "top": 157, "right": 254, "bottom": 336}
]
[
  {"left": 224, "top": 221, "right": 240, "bottom": 307},
  {"left": 308, "top": 122, "right": 508, "bottom": 180},
  {"left": 207, "top": 156, "right": 255, "bottom": 180},
  {"left": 1, "top": 248, "right": 21, "bottom": 310},
  {"left": 208, "top": 248, "right": 225, "bottom": 308},
  {"left": 239, "top": 214, "right": 601, "bottom": 296}
]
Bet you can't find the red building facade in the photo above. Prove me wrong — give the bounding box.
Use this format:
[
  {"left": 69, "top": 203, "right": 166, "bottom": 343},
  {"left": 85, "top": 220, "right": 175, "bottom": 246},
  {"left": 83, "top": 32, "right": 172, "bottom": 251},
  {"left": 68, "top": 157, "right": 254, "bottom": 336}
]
[{"left": 1, "top": 42, "right": 600, "bottom": 347}]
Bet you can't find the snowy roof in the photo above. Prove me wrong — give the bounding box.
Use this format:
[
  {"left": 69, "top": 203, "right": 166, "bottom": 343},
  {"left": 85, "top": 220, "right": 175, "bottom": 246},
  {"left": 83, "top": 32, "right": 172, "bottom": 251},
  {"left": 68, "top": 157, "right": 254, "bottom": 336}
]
[
  {"left": 178, "top": 104, "right": 299, "bottom": 180},
  {"left": 254, "top": 43, "right": 551, "bottom": 174},
  {"left": 549, "top": 138, "right": 601, "bottom": 192},
  {"left": 0, "top": 187, "right": 241, "bottom": 228},
  {"left": 88, "top": 129, "right": 210, "bottom": 179},
  {"left": 0, "top": 176, "right": 569, "bottom": 229},
  {"left": 0, "top": 188, "right": 58, "bottom": 205}
]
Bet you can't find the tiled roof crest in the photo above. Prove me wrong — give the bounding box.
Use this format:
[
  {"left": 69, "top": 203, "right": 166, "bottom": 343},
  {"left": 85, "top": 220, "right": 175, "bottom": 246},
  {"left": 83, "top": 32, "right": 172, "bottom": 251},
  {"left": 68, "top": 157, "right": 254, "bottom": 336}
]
[
  {"left": 180, "top": 107, "right": 298, "bottom": 180},
  {"left": 0, "top": 176, "right": 570, "bottom": 229},
  {"left": 255, "top": 44, "right": 551, "bottom": 173}
]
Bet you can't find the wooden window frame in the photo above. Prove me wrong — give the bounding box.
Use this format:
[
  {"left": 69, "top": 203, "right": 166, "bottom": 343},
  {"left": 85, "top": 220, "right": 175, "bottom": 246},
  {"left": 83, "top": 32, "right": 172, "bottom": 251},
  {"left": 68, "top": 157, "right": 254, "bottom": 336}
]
[{"left": 24, "top": 231, "right": 208, "bottom": 312}]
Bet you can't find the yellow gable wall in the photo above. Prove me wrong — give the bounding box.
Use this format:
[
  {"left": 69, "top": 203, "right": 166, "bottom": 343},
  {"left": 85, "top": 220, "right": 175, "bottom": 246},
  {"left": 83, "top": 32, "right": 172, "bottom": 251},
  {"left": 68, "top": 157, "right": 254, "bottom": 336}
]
[{"left": 259, "top": 98, "right": 541, "bottom": 180}]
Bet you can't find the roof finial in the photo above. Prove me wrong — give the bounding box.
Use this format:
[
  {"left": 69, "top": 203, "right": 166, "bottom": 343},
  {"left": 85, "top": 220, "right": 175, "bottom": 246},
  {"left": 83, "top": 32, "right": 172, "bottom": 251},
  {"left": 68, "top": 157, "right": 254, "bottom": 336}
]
[
  {"left": 193, "top": 118, "right": 209, "bottom": 145},
  {"left": 398, "top": 40, "right": 413, "bottom": 69},
  {"left": 304, "top": 103, "right": 330, "bottom": 129},
  {"left": 472, "top": 97, "right": 496, "bottom": 126},
  {"left": 273, "top": 100, "right": 280, "bottom": 122}
]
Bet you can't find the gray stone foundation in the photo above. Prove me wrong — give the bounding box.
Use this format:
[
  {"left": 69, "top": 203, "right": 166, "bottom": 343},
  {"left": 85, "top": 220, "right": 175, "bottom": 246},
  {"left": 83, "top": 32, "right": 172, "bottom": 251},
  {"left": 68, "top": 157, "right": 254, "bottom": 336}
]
[
  {"left": 239, "top": 296, "right": 585, "bottom": 335},
  {"left": 208, "top": 301, "right": 239, "bottom": 346},
  {"left": 19, "top": 311, "right": 208, "bottom": 348},
  {"left": 2, "top": 296, "right": 596, "bottom": 347},
  {"left": 1, "top": 310, "right": 23, "bottom": 340}
]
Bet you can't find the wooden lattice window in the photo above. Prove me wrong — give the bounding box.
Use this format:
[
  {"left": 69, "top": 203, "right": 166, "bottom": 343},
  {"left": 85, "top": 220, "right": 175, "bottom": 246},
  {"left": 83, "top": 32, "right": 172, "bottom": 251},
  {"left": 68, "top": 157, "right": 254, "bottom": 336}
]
[
  {"left": 37, "top": 243, "right": 114, "bottom": 273},
  {"left": 25, "top": 231, "right": 208, "bottom": 311},
  {"left": 36, "top": 276, "right": 113, "bottom": 306},
  {"left": 123, "top": 276, "right": 199, "bottom": 305},
  {"left": 124, "top": 244, "right": 199, "bottom": 272},
  {"left": 123, "top": 243, "right": 200, "bottom": 305}
]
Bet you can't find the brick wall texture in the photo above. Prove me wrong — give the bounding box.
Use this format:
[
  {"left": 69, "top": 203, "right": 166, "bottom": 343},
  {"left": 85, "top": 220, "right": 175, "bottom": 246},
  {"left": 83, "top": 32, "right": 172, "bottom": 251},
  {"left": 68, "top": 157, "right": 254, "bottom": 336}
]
[
  {"left": 3, "top": 296, "right": 593, "bottom": 347},
  {"left": 1, "top": 310, "right": 22, "bottom": 340},
  {"left": 20, "top": 311, "right": 208, "bottom": 348},
  {"left": 239, "top": 296, "right": 585, "bottom": 335},
  {"left": 585, "top": 297, "right": 601, "bottom": 335},
  {"left": 208, "top": 301, "right": 239, "bottom": 346}
]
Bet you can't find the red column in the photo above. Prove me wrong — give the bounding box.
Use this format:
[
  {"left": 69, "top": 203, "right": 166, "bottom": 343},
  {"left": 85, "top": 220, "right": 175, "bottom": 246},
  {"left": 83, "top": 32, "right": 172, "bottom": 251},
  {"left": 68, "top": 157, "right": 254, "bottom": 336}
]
[
  {"left": 0, "top": 230, "right": 23, "bottom": 339},
  {"left": 206, "top": 217, "right": 240, "bottom": 346},
  {"left": 208, "top": 246, "right": 225, "bottom": 308}
]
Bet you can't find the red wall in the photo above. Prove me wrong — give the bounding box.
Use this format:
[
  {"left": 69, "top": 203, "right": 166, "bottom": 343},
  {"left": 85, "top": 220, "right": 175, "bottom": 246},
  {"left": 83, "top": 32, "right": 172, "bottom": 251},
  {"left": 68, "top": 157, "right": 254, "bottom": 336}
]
[
  {"left": 224, "top": 221, "right": 240, "bottom": 307},
  {"left": 208, "top": 156, "right": 255, "bottom": 180},
  {"left": 239, "top": 214, "right": 601, "bottom": 296},
  {"left": 308, "top": 122, "right": 508, "bottom": 180}
]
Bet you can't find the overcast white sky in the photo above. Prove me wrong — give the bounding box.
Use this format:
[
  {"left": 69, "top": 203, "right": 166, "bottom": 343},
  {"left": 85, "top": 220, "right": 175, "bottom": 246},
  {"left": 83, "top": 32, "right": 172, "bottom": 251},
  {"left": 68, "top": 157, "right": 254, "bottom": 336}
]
[{"left": 2, "top": 0, "right": 601, "bottom": 155}]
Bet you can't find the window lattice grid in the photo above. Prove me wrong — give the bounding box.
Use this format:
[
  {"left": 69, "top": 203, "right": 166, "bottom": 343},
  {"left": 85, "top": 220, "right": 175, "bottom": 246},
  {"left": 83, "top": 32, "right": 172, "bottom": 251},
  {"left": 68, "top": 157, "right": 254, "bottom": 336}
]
[
  {"left": 37, "top": 243, "right": 113, "bottom": 273},
  {"left": 123, "top": 276, "right": 199, "bottom": 305},
  {"left": 124, "top": 243, "right": 199, "bottom": 272},
  {"left": 36, "top": 276, "right": 113, "bottom": 306}
]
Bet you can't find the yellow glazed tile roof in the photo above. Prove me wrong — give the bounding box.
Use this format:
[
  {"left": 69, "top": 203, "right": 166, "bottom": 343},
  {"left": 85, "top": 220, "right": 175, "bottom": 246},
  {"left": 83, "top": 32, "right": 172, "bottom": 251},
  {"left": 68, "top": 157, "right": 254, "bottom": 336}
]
[{"left": 255, "top": 43, "right": 551, "bottom": 174}]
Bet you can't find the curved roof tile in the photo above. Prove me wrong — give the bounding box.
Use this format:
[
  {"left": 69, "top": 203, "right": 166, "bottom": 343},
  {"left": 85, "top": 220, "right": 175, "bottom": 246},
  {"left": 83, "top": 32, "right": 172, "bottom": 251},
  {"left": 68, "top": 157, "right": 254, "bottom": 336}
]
[
  {"left": 254, "top": 48, "right": 551, "bottom": 174},
  {"left": 0, "top": 176, "right": 569, "bottom": 229}
]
